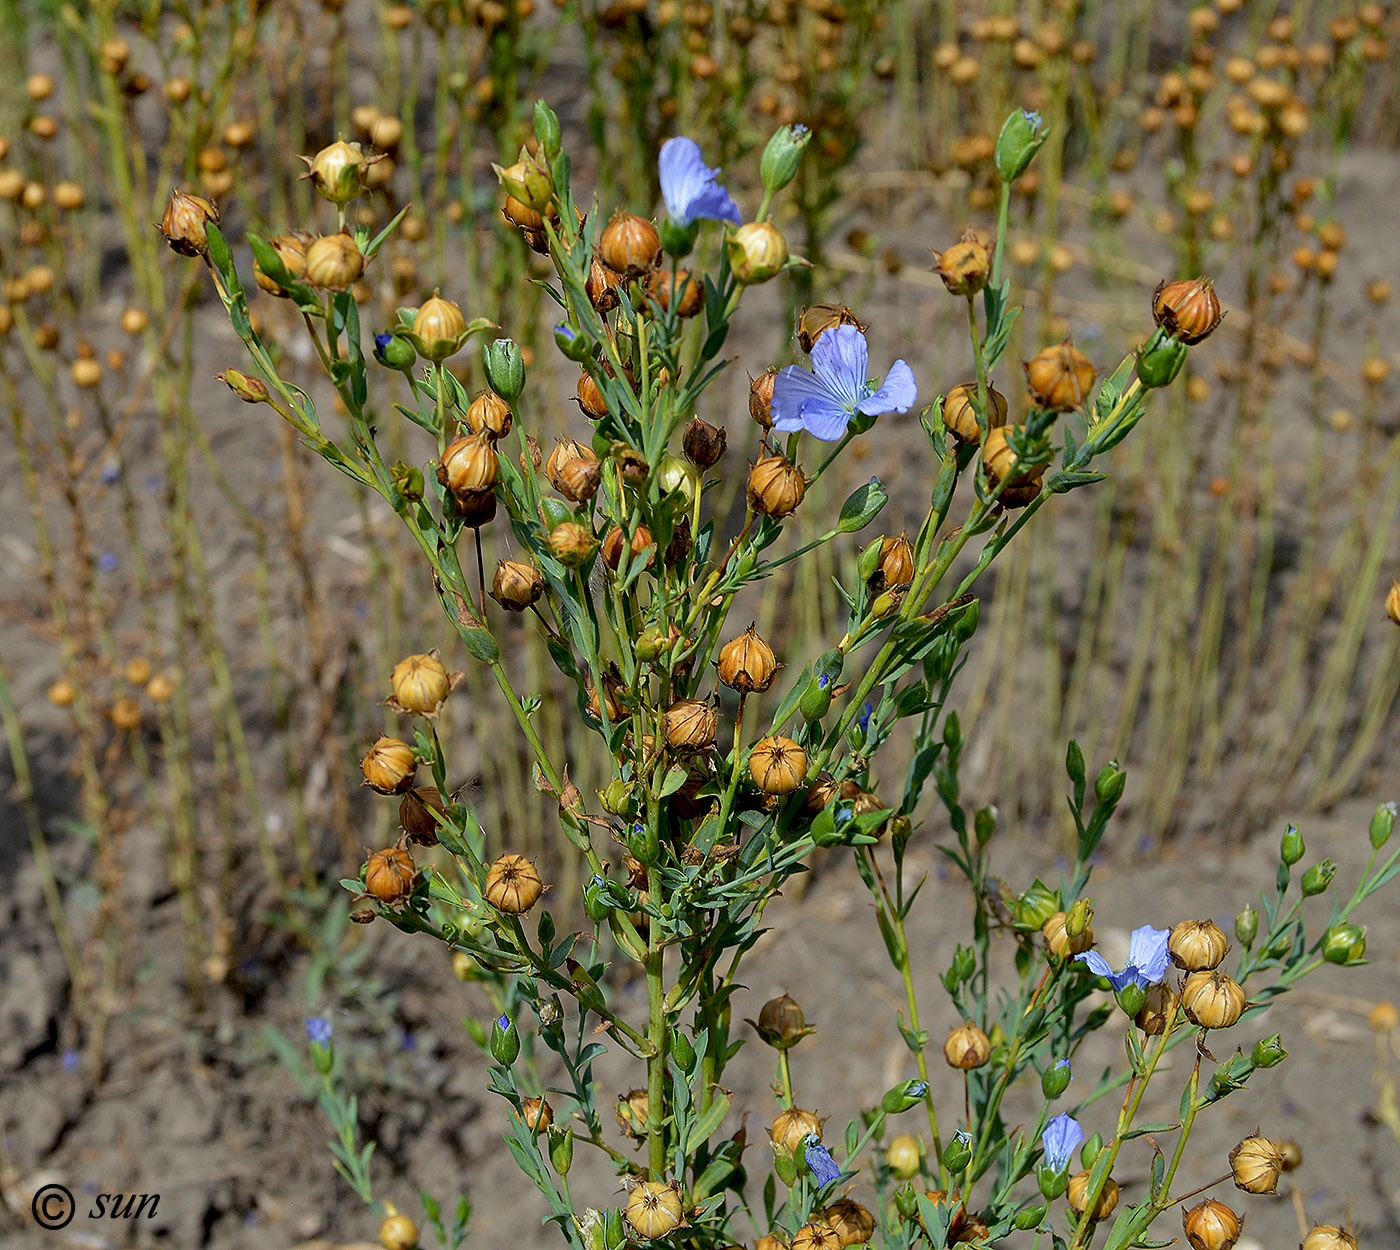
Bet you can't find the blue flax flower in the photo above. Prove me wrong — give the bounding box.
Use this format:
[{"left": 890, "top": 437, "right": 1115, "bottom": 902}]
[
  {"left": 306, "top": 1017, "right": 332, "bottom": 1046},
  {"left": 803, "top": 1134, "right": 842, "bottom": 1186},
  {"left": 1075, "top": 924, "right": 1171, "bottom": 992},
  {"left": 659, "top": 138, "right": 741, "bottom": 227},
  {"left": 1041, "top": 1113, "right": 1084, "bottom": 1172},
  {"left": 772, "top": 324, "right": 917, "bottom": 442}
]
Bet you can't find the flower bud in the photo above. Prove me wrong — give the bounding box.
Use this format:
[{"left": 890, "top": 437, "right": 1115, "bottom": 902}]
[
  {"left": 483, "top": 338, "right": 525, "bottom": 403},
  {"left": 1322, "top": 922, "right": 1366, "bottom": 964},
  {"left": 1234, "top": 904, "right": 1258, "bottom": 947},
  {"left": 683, "top": 416, "right": 727, "bottom": 467},
  {"left": 1183, "top": 1198, "right": 1242, "bottom": 1250},
  {"left": 1182, "top": 969, "right": 1247, "bottom": 1029},
  {"left": 1228, "top": 1134, "right": 1283, "bottom": 1194},
  {"left": 942, "top": 381, "right": 1008, "bottom": 443},
  {"left": 749, "top": 736, "right": 808, "bottom": 795},
  {"left": 1153, "top": 277, "right": 1224, "bottom": 344},
  {"left": 379, "top": 1205, "right": 420, "bottom": 1250},
  {"left": 1135, "top": 325, "right": 1190, "bottom": 388},
  {"left": 411, "top": 292, "right": 468, "bottom": 361},
  {"left": 491, "top": 560, "right": 544, "bottom": 611},
  {"left": 548, "top": 521, "right": 599, "bottom": 568},
  {"left": 362, "top": 735, "right": 417, "bottom": 793},
  {"left": 375, "top": 332, "right": 417, "bottom": 371},
  {"left": 1371, "top": 801, "right": 1396, "bottom": 848},
  {"left": 881, "top": 1079, "right": 929, "bottom": 1114},
  {"left": 493, "top": 153, "right": 553, "bottom": 213},
  {"left": 1169, "top": 919, "right": 1229, "bottom": 971},
  {"left": 1300, "top": 859, "right": 1336, "bottom": 896},
  {"left": 1094, "top": 761, "right": 1126, "bottom": 805},
  {"left": 484, "top": 853, "right": 545, "bottom": 913},
  {"left": 994, "top": 107, "right": 1049, "bottom": 183},
  {"left": 761, "top": 122, "right": 810, "bottom": 194},
  {"left": 159, "top": 187, "right": 219, "bottom": 256},
  {"left": 390, "top": 652, "right": 455, "bottom": 715},
  {"left": 555, "top": 321, "right": 593, "bottom": 361},
  {"left": 304, "top": 232, "right": 366, "bottom": 289},
  {"left": 748, "top": 454, "right": 806, "bottom": 517},
  {"left": 752, "top": 993, "right": 813, "bottom": 1050},
  {"left": 217, "top": 368, "right": 269, "bottom": 403},
  {"left": 490, "top": 1014, "right": 520, "bottom": 1064},
  {"left": 624, "top": 1181, "right": 684, "bottom": 1240},
  {"left": 718, "top": 625, "right": 778, "bottom": 693},
  {"left": 1251, "top": 1033, "right": 1287, "bottom": 1068},
  {"left": 943, "top": 1022, "right": 992, "bottom": 1070},
  {"left": 1041, "top": 1059, "right": 1072, "bottom": 1099},
  {"left": 797, "top": 304, "right": 866, "bottom": 354},
  {"left": 1024, "top": 339, "right": 1096, "bottom": 412},
  {"left": 548, "top": 1125, "right": 573, "bottom": 1175},
  {"left": 930, "top": 228, "right": 991, "bottom": 296},
  {"left": 728, "top": 221, "right": 788, "bottom": 283},
  {"left": 599, "top": 211, "right": 661, "bottom": 277},
  {"left": 1066, "top": 1171, "right": 1118, "bottom": 1222},
  {"left": 942, "top": 1134, "right": 973, "bottom": 1175},
  {"left": 1067, "top": 898, "right": 1094, "bottom": 937},
  {"left": 364, "top": 846, "right": 416, "bottom": 903},
  {"left": 1280, "top": 824, "right": 1305, "bottom": 865},
  {"left": 749, "top": 367, "right": 778, "bottom": 427},
  {"left": 303, "top": 139, "right": 368, "bottom": 204}
]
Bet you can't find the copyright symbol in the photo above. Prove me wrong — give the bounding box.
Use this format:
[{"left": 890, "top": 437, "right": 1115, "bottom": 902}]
[{"left": 32, "top": 1183, "right": 75, "bottom": 1231}]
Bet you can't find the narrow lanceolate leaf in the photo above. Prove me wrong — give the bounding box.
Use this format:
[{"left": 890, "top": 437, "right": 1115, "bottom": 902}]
[{"left": 836, "top": 477, "right": 888, "bottom": 532}]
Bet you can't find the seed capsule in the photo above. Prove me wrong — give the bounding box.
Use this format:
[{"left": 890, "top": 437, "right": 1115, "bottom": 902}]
[
  {"left": 159, "top": 188, "right": 220, "bottom": 256},
  {"left": 1024, "top": 338, "right": 1096, "bottom": 411},
  {"left": 483, "top": 853, "right": 545, "bottom": 913},
  {"left": 491, "top": 559, "right": 544, "bottom": 610},
  {"left": 822, "top": 1199, "right": 874, "bottom": 1247},
  {"left": 718, "top": 625, "right": 778, "bottom": 693},
  {"left": 304, "top": 232, "right": 366, "bottom": 289},
  {"left": 750, "top": 736, "right": 808, "bottom": 795},
  {"left": 646, "top": 267, "right": 703, "bottom": 316},
  {"left": 930, "top": 228, "right": 991, "bottom": 296},
  {"left": 464, "top": 389, "right": 512, "bottom": 440},
  {"left": 548, "top": 521, "right": 599, "bottom": 568},
  {"left": 728, "top": 221, "right": 788, "bottom": 283},
  {"left": 390, "top": 651, "right": 455, "bottom": 715},
  {"left": 602, "top": 524, "right": 654, "bottom": 572},
  {"left": 663, "top": 699, "right": 718, "bottom": 752},
  {"left": 600, "top": 211, "right": 662, "bottom": 277},
  {"left": 876, "top": 533, "right": 915, "bottom": 589},
  {"left": 791, "top": 1221, "right": 840, "bottom": 1250},
  {"left": 303, "top": 139, "right": 369, "bottom": 204},
  {"left": 942, "top": 381, "right": 1008, "bottom": 443},
  {"left": 1228, "top": 1134, "right": 1283, "bottom": 1194},
  {"left": 379, "top": 1205, "right": 420, "bottom": 1250},
  {"left": 521, "top": 1096, "right": 554, "bottom": 1133},
  {"left": 399, "top": 786, "right": 446, "bottom": 844},
  {"left": 748, "top": 454, "right": 806, "bottom": 517},
  {"left": 616, "top": 1087, "right": 649, "bottom": 1137},
  {"left": 749, "top": 367, "right": 779, "bottom": 427},
  {"left": 586, "top": 255, "right": 623, "bottom": 310},
  {"left": 545, "top": 438, "right": 596, "bottom": 490},
  {"left": 1183, "top": 1198, "right": 1242, "bottom": 1250},
  {"left": 1153, "top": 277, "right": 1224, "bottom": 344},
  {"left": 752, "top": 993, "right": 813, "bottom": 1050},
  {"left": 1043, "top": 911, "right": 1094, "bottom": 957},
  {"left": 943, "top": 1022, "right": 992, "bottom": 1070},
  {"left": 682, "top": 416, "right": 726, "bottom": 468},
  {"left": 982, "top": 425, "right": 1046, "bottom": 507},
  {"left": 1169, "top": 919, "right": 1229, "bottom": 971},
  {"left": 1067, "top": 1172, "right": 1119, "bottom": 1221},
  {"left": 771, "top": 1107, "right": 823, "bottom": 1154},
  {"left": 412, "top": 292, "right": 468, "bottom": 361},
  {"left": 1181, "top": 969, "right": 1247, "bottom": 1028},
  {"left": 1301, "top": 1226, "right": 1359, "bottom": 1250},
  {"left": 254, "top": 232, "right": 311, "bottom": 296},
  {"left": 362, "top": 735, "right": 417, "bottom": 793},
  {"left": 1135, "top": 982, "right": 1178, "bottom": 1035},
  {"left": 885, "top": 1133, "right": 921, "bottom": 1179},
  {"left": 364, "top": 846, "right": 416, "bottom": 903},
  {"left": 438, "top": 433, "right": 498, "bottom": 498}
]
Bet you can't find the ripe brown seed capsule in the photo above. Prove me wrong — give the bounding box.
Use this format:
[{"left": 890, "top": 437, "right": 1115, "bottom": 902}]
[
  {"left": 1169, "top": 919, "right": 1229, "bottom": 971},
  {"left": 877, "top": 533, "right": 915, "bottom": 589},
  {"left": 663, "top": 699, "right": 718, "bottom": 752},
  {"left": 379, "top": 1207, "right": 420, "bottom": 1250},
  {"left": 390, "top": 651, "right": 455, "bottom": 715},
  {"left": 549, "top": 521, "right": 599, "bottom": 568},
  {"left": 748, "top": 454, "right": 806, "bottom": 517},
  {"left": 364, "top": 846, "right": 417, "bottom": 903},
  {"left": 749, "top": 367, "right": 779, "bottom": 428},
  {"left": 930, "top": 228, "right": 992, "bottom": 296},
  {"left": 1301, "top": 1226, "right": 1359, "bottom": 1250},
  {"left": 555, "top": 455, "right": 602, "bottom": 503},
  {"left": 1067, "top": 1172, "right": 1119, "bottom": 1221},
  {"left": 647, "top": 267, "right": 703, "bottom": 316},
  {"left": 439, "top": 433, "right": 499, "bottom": 498},
  {"left": 586, "top": 255, "right": 623, "bottom": 310},
  {"left": 771, "top": 1107, "right": 823, "bottom": 1154},
  {"left": 599, "top": 211, "right": 662, "bottom": 277},
  {"left": 718, "top": 625, "right": 778, "bottom": 693},
  {"left": 602, "top": 524, "right": 654, "bottom": 572},
  {"left": 682, "top": 416, "right": 726, "bottom": 468},
  {"left": 1181, "top": 969, "right": 1247, "bottom": 1028},
  {"left": 1043, "top": 911, "right": 1094, "bottom": 957},
  {"left": 465, "top": 389, "right": 513, "bottom": 440},
  {"left": 1183, "top": 1198, "right": 1242, "bottom": 1250},
  {"left": 982, "top": 426, "right": 1046, "bottom": 507},
  {"left": 1153, "top": 277, "right": 1224, "bottom": 344},
  {"left": 412, "top": 292, "right": 468, "bottom": 360},
  {"left": 521, "top": 1096, "right": 554, "bottom": 1133},
  {"left": 576, "top": 370, "right": 608, "bottom": 417},
  {"left": 484, "top": 852, "right": 545, "bottom": 913},
  {"left": 1135, "top": 982, "right": 1178, "bottom": 1035},
  {"left": 943, "top": 1022, "right": 992, "bottom": 1070},
  {"left": 1025, "top": 339, "right": 1096, "bottom": 411},
  {"left": 491, "top": 560, "right": 545, "bottom": 610},
  {"left": 822, "top": 1200, "right": 874, "bottom": 1247},
  {"left": 752, "top": 993, "right": 813, "bottom": 1050},
  {"left": 254, "top": 233, "right": 311, "bottom": 295},
  {"left": 399, "top": 786, "right": 446, "bottom": 844},
  {"left": 624, "top": 1180, "right": 684, "bottom": 1239},
  {"left": 159, "top": 188, "right": 220, "bottom": 256},
  {"left": 362, "top": 735, "right": 417, "bottom": 793},
  {"left": 749, "top": 736, "right": 808, "bottom": 795},
  {"left": 942, "top": 381, "right": 1009, "bottom": 443},
  {"left": 1229, "top": 1134, "right": 1283, "bottom": 1194},
  {"left": 791, "top": 1222, "right": 840, "bottom": 1250},
  {"left": 545, "top": 437, "right": 596, "bottom": 491},
  {"left": 304, "top": 232, "right": 366, "bottom": 289}
]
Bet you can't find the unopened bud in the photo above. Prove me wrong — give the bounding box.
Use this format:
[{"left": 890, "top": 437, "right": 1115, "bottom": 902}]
[
  {"left": 1300, "top": 859, "right": 1335, "bottom": 896},
  {"left": 994, "top": 107, "right": 1049, "bottom": 183},
  {"left": 1322, "top": 922, "right": 1366, "bottom": 964},
  {"left": 490, "top": 1014, "right": 520, "bottom": 1065},
  {"left": 1370, "top": 801, "right": 1396, "bottom": 849},
  {"left": 761, "top": 123, "right": 810, "bottom": 194},
  {"left": 484, "top": 338, "right": 526, "bottom": 403}
]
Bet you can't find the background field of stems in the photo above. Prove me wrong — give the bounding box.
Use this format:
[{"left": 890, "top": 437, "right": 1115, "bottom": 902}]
[{"left": 0, "top": 0, "right": 1396, "bottom": 1046}]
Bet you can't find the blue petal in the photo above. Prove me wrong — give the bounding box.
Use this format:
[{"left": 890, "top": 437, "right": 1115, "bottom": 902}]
[
  {"left": 803, "top": 1135, "right": 842, "bottom": 1187},
  {"left": 1127, "top": 925, "right": 1172, "bottom": 983},
  {"left": 772, "top": 364, "right": 852, "bottom": 441},
  {"left": 659, "top": 137, "right": 740, "bottom": 227},
  {"left": 1075, "top": 950, "right": 1113, "bottom": 978},
  {"left": 857, "top": 358, "right": 918, "bottom": 416},
  {"left": 1042, "top": 1113, "right": 1084, "bottom": 1171},
  {"left": 809, "top": 323, "right": 868, "bottom": 411}
]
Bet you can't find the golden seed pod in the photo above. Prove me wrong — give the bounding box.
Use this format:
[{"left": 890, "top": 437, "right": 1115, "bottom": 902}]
[
  {"left": 304, "top": 232, "right": 366, "bottom": 289},
  {"left": 576, "top": 369, "right": 608, "bottom": 417},
  {"left": 1181, "top": 969, "right": 1247, "bottom": 1029},
  {"left": 718, "top": 625, "right": 778, "bottom": 693},
  {"left": 586, "top": 255, "right": 624, "bottom": 311},
  {"left": 682, "top": 416, "right": 726, "bottom": 468},
  {"left": 159, "top": 187, "right": 220, "bottom": 256},
  {"left": 379, "top": 1205, "right": 420, "bottom": 1250},
  {"left": 750, "top": 736, "right": 808, "bottom": 795},
  {"left": 253, "top": 232, "right": 310, "bottom": 296},
  {"left": 1153, "top": 277, "right": 1224, "bottom": 344},
  {"left": 876, "top": 532, "right": 915, "bottom": 589},
  {"left": 791, "top": 1222, "right": 840, "bottom": 1250},
  {"left": 663, "top": 699, "right": 718, "bottom": 752},
  {"left": 748, "top": 454, "right": 806, "bottom": 518},
  {"left": 364, "top": 846, "right": 417, "bottom": 903},
  {"left": 1169, "top": 919, "right": 1229, "bottom": 971},
  {"left": 26, "top": 72, "right": 55, "bottom": 101},
  {"left": 1043, "top": 911, "right": 1094, "bottom": 957},
  {"left": 145, "top": 673, "right": 175, "bottom": 702},
  {"left": 885, "top": 1133, "right": 922, "bottom": 1179},
  {"left": 483, "top": 852, "right": 545, "bottom": 913},
  {"left": 1183, "top": 1198, "right": 1242, "bottom": 1250},
  {"left": 1228, "top": 1134, "right": 1283, "bottom": 1195},
  {"left": 1024, "top": 338, "right": 1096, "bottom": 411},
  {"left": 645, "top": 267, "right": 703, "bottom": 317},
  {"left": 599, "top": 210, "right": 661, "bottom": 277},
  {"left": 52, "top": 181, "right": 84, "bottom": 210},
  {"left": 1067, "top": 1172, "right": 1119, "bottom": 1222},
  {"left": 1135, "top": 982, "right": 1178, "bottom": 1035},
  {"left": 110, "top": 697, "right": 142, "bottom": 730},
  {"left": 439, "top": 433, "right": 499, "bottom": 497},
  {"left": 390, "top": 651, "right": 455, "bottom": 715},
  {"left": 557, "top": 456, "right": 601, "bottom": 503},
  {"left": 822, "top": 1200, "right": 874, "bottom": 1248},
  {"left": 0, "top": 169, "right": 23, "bottom": 202},
  {"left": 616, "top": 1087, "right": 649, "bottom": 1137},
  {"left": 501, "top": 193, "right": 545, "bottom": 232},
  {"left": 302, "top": 138, "right": 369, "bottom": 204},
  {"left": 728, "top": 221, "right": 789, "bottom": 283},
  {"left": 1385, "top": 580, "right": 1400, "bottom": 625},
  {"left": 48, "top": 678, "right": 76, "bottom": 707},
  {"left": 753, "top": 993, "right": 812, "bottom": 1050},
  {"left": 930, "top": 228, "right": 991, "bottom": 296},
  {"left": 749, "top": 367, "right": 779, "bottom": 428},
  {"left": 465, "top": 389, "right": 513, "bottom": 440},
  {"left": 981, "top": 426, "right": 1045, "bottom": 508},
  {"left": 942, "top": 381, "right": 1008, "bottom": 443},
  {"left": 1301, "top": 1226, "right": 1359, "bottom": 1250},
  {"left": 601, "top": 524, "right": 654, "bottom": 572},
  {"left": 545, "top": 437, "right": 596, "bottom": 490},
  {"left": 491, "top": 560, "right": 544, "bottom": 611},
  {"left": 362, "top": 736, "right": 418, "bottom": 794},
  {"left": 521, "top": 1096, "right": 554, "bottom": 1133},
  {"left": 770, "top": 1107, "right": 823, "bottom": 1155},
  {"left": 548, "top": 521, "right": 599, "bottom": 568},
  {"left": 20, "top": 180, "right": 45, "bottom": 209},
  {"left": 624, "top": 1180, "right": 685, "bottom": 1240},
  {"left": 399, "top": 785, "right": 446, "bottom": 844},
  {"left": 943, "top": 1022, "right": 992, "bottom": 1070},
  {"left": 71, "top": 358, "right": 102, "bottom": 388},
  {"left": 412, "top": 292, "right": 468, "bottom": 360},
  {"left": 1278, "top": 1139, "right": 1303, "bottom": 1171},
  {"left": 0, "top": 306, "right": 12, "bottom": 336}
]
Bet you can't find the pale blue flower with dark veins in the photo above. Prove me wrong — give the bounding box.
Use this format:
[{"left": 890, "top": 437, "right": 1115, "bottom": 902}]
[
  {"left": 772, "top": 324, "right": 917, "bottom": 441},
  {"left": 1075, "top": 924, "right": 1171, "bottom": 992},
  {"left": 1041, "top": 1113, "right": 1084, "bottom": 1172},
  {"left": 659, "top": 138, "right": 741, "bottom": 227},
  {"left": 803, "top": 1134, "right": 842, "bottom": 1186}
]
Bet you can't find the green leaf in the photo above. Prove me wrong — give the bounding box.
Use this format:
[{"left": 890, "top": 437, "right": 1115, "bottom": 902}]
[
  {"left": 683, "top": 1088, "right": 732, "bottom": 1153},
  {"left": 1047, "top": 470, "right": 1107, "bottom": 494},
  {"left": 1122, "top": 1122, "right": 1178, "bottom": 1140},
  {"left": 460, "top": 627, "right": 499, "bottom": 663},
  {"left": 660, "top": 764, "right": 689, "bottom": 798},
  {"left": 836, "top": 477, "right": 888, "bottom": 533}
]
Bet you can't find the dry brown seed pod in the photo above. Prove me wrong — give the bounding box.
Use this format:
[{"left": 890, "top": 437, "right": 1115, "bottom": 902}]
[
  {"left": 364, "top": 846, "right": 416, "bottom": 903},
  {"left": 362, "top": 735, "right": 417, "bottom": 793},
  {"left": 1169, "top": 919, "right": 1229, "bottom": 971},
  {"left": 750, "top": 993, "right": 813, "bottom": 1050},
  {"left": 791, "top": 1222, "right": 840, "bottom": 1250},
  {"left": 1066, "top": 1171, "right": 1119, "bottom": 1221},
  {"left": 1024, "top": 339, "right": 1095, "bottom": 411},
  {"left": 943, "top": 1022, "right": 992, "bottom": 1070},
  {"left": 663, "top": 699, "right": 718, "bottom": 752},
  {"left": 624, "top": 1180, "right": 684, "bottom": 1239},
  {"left": 390, "top": 651, "right": 456, "bottom": 715},
  {"left": 615, "top": 1087, "right": 649, "bottom": 1138},
  {"left": 770, "top": 1107, "right": 823, "bottom": 1155},
  {"left": 599, "top": 210, "right": 661, "bottom": 277},
  {"left": 749, "top": 736, "right": 808, "bottom": 795},
  {"left": 748, "top": 454, "right": 806, "bottom": 517},
  {"left": 520, "top": 1096, "right": 554, "bottom": 1133},
  {"left": 821, "top": 1201, "right": 874, "bottom": 1248},
  {"left": 545, "top": 437, "right": 595, "bottom": 490},
  {"left": 1043, "top": 911, "right": 1093, "bottom": 957},
  {"left": 438, "top": 433, "right": 498, "bottom": 498},
  {"left": 1301, "top": 1226, "right": 1358, "bottom": 1250},
  {"left": 876, "top": 533, "right": 915, "bottom": 589},
  {"left": 159, "top": 187, "right": 220, "bottom": 257},
  {"left": 1228, "top": 1134, "right": 1283, "bottom": 1195},
  {"left": 646, "top": 267, "right": 703, "bottom": 316},
  {"left": 1181, "top": 968, "right": 1247, "bottom": 1028},
  {"left": 930, "top": 228, "right": 991, "bottom": 296},
  {"left": 412, "top": 292, "right": 468, "bottom": 360},
  {"left": 465, "top": 389, "right": 513, "bottom": 440},
  {"left": 749, "top": 367, "right": 779, "bottom": 428},
  {"left": 1183, "top": 1198, "right": 1242, "bottom": 1250},
  {"left": 1153, "top": 277, "right": 1224, "bottom": 344},
  {"left": 483, "top": 853, "right": 545, "bottom": 913},
  {"left": 718, "top": 625, "right": 778, "bottom": 693},
  {"left": 304, "top": 232, "right": 366, "bottom": 289},
  {"left": 399, "top": 786, "right": 447, "bottom": 844},
  {"left": 942, "top": 381, "right": 1008, "bottom": 443}
]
